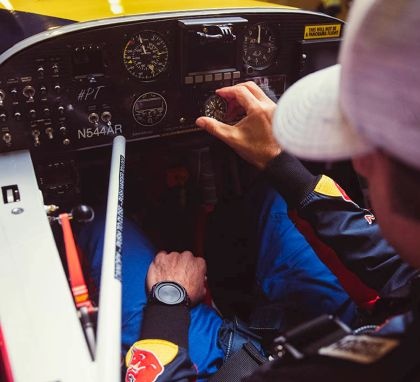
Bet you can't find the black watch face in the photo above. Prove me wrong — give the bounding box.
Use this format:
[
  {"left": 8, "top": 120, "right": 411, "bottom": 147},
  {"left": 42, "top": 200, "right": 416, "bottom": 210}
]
[{"left": 154, "top": 282, "right": 187, "bottom": 305}]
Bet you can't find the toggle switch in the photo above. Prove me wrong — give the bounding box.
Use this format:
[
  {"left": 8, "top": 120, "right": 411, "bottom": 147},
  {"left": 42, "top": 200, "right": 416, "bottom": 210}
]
[{"left": 2, "top": 184, "right": 20, "bottom": 204}]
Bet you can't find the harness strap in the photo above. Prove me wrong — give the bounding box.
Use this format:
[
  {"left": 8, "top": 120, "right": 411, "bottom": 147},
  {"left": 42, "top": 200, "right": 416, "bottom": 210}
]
[
  {"left": 60, "top": 212, "right": 94, "bottom": 311},
  {"left": 209, "top": 342, "right": 267, "bottom": 382}
]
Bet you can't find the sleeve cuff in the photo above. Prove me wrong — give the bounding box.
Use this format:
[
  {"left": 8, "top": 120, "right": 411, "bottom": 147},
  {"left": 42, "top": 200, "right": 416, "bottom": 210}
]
[
  {"left": 264, "top": 152, "right": 320, "bottom": 207},
  {"left": 140, "top": 304, "right": 190, "bottom": 349}
]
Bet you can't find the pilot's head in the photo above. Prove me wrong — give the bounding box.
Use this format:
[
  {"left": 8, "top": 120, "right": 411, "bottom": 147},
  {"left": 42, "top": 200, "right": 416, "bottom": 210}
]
[{"left": 273, "top": 0, "right": 420, "bottom": 267}]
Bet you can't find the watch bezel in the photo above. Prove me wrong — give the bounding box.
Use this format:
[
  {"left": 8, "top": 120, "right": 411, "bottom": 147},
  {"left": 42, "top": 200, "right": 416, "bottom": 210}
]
[{"left": 149, "top": 281, "right": 190, "bottom": 306}]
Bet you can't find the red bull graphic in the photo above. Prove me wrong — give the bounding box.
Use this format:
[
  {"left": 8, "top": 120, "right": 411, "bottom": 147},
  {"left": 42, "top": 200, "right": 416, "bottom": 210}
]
[
  {"left": 314, "top": 175, "right": 376, "bottom": 224},
  {"left": 126, "top": 347, "right": 164, "bottom": 382},
  {"left": 314, "top": 175, "right": 357, "bottom": 204}
]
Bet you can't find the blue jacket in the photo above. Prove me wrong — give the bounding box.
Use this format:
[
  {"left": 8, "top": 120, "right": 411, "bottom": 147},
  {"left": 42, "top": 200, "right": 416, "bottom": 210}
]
[{"left": 127, "top": 152, "right": 419, "bottom": 382}]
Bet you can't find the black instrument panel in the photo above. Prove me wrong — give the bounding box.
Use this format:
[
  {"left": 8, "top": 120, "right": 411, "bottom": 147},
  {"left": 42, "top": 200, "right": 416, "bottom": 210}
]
[{"left": 0, "top": 10, "right": 343, "bottom": 153}]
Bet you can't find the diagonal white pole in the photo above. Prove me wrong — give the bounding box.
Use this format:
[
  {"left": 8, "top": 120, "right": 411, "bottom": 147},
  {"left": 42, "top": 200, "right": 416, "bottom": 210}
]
[{"left": 96, "top": 135, "right": 126, "bottom": 382}]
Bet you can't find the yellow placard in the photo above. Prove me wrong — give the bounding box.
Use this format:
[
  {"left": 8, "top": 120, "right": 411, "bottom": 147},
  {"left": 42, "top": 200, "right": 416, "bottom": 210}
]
[{"left": 304, "top": 24, "right": 342, "bottom": 39}]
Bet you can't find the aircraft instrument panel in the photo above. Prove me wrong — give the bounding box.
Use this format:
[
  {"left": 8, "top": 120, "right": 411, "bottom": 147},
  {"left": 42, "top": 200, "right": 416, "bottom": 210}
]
[{"left": 0, "top": 10, "right": 343, "bottom": 153}]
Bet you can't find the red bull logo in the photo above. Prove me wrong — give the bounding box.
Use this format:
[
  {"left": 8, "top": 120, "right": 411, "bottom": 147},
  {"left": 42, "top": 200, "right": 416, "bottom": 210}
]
[{"left": 126, "top": 347, "right": 164, "bottom": 382}]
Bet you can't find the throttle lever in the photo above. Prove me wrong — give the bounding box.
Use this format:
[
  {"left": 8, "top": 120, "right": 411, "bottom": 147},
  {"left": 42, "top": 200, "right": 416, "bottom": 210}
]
[{"left": 195, "top": 25, "right": 236, "bottom": 43}]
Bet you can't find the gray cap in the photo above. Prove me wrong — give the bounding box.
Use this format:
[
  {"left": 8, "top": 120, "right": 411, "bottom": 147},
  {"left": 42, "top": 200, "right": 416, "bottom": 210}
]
[{"left": 273, "top": 0, "right": 420, "bottom": 169}]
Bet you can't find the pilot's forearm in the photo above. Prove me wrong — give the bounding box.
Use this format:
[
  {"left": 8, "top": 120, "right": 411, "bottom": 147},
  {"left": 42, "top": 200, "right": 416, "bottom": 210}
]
[
  {"left": 264, "top": 152, "right": 418, "bottom": 296},
  {"left": 264, "top": 151, "right": 320, "bottom": 207},
  {"left": 125, "top": 304, "right": 195, "bottom": 381}
]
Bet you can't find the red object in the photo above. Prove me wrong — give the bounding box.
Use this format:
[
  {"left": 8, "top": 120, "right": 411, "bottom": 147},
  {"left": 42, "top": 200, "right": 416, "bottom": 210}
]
[
  {"left": 0, "top": 324, "right": 14, "bottom": 382},
  {"left": 166, "top": 167, "right": 189, "bottom": 188},
  {"left": 126, "top": 347, "right": 164, "bottom": 382},
  {"left": 60, "top": 213, "right": 94, "bottom": 311},
  {"left": 289, "top": 210, "right": 379, "bottom": 310}
]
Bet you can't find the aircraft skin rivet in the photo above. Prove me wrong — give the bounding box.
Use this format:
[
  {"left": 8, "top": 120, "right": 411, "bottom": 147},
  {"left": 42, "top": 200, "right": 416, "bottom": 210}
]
[{"left": 11, "top": 207, "right": 24, "bottom": 215}]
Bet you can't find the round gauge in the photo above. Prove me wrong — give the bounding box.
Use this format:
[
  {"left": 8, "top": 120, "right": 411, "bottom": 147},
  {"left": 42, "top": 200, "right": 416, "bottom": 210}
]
[
  {"left": 132, "top": 92, "right": 167, "bottom": 126},
  {"left": 204, "top": 95, "right": 227, "bottom": 122},
  {"left": 243, "top": 23, "right": 277, "bottom": 70},
  {"left": 123, "top": 31, "right": 169, "bottom": 80}
]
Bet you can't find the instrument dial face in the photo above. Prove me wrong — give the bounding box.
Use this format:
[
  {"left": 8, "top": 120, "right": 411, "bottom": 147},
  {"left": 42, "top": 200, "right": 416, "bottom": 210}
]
[
  {"left": 123, "top": 31, "right": 169, "bottom": 80},
  {"left": 204, "top": 95, "right": 227, "bottom": 122},
  {"left": 243, "top": 23, "right": 277, "bottom": 70},
  {"left": 132, "top": 92, "right": 167, "bottom": 126}
]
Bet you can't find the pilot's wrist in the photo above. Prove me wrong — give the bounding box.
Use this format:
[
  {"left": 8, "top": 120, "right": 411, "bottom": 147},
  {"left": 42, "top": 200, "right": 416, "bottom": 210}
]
[{"left": 264, "top": 152, "right": 319, "bottom": 207}]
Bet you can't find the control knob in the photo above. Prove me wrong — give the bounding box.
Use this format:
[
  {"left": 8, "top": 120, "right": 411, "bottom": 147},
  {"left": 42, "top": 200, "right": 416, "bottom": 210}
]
[
  {"left": 32, "top": 129, "right": 41, "bottom": 147},
  {"left": 88, "top": 112, "right": 99, "bottom": 124},
  {"left": 45, "top": 127, "right": 54, "bottom": 140},
  {"left": 23, "top": 85, "right": 35, "bottom": 99},
  {"left": 101, "top": 111, "right": 112, "bottom": 123},
  {"left": 29, "top": 109, "right": 36, "bottom": 119},
  {"left": 0, "top": 89, "right": 5, "bottom": 106},
  {"left": 37, "top": 66, "right": 45, "bottom": 76},
  {"left": 2, "top": 132, "right": 12, "bottom": 146},
  {"left": 71, "top": 205, "right": 95, "bottom": 223},
  {"left": 203, "top": 94, "right": 227, "bottom": 122}
]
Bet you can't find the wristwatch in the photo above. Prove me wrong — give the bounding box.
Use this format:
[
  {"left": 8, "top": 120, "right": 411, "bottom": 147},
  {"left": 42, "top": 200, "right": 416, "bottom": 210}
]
[{"left": 149, "top": 281, "right": 190, "bottom": 307}]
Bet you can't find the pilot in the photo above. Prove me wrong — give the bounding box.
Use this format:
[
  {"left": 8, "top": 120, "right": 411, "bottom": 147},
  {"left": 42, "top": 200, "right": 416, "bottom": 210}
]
[
  {"left": 77, "top": 160, "right": 358, "bottom": 379},
  {"left": 78, "top": 0, "right": 420, "bottom": 380}
]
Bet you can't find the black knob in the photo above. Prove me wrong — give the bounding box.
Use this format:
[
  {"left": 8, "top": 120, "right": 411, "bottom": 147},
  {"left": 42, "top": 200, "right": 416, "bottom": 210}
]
[
  {"left": 23, "top": 85, "right": 35, "bottom": 99},
  {"left": 2, "top": 132, "right": 12, "bottom": 146},
  {"left": 71, "top": 205, "right": 95, "bottom": 223},
  {"left": 29, "top": 109, "right": 36, "bottom": 119}
]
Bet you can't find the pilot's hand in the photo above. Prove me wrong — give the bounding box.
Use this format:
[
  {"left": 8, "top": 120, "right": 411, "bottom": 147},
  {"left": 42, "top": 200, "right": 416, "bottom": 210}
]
[
  {"left": 196, "top": 81, "right": 281, "bottom": 169},
  {"left": 146, "top": 251, "right": 207, "bottom": 306}
]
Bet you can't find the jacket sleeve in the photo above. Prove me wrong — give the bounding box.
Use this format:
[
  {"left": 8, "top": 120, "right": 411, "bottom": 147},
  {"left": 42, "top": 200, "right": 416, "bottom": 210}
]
[
  {"left": 125, "top": 304, "right": 197, "bottom": 382},
  {"left": 265, "top": 152, "right": 419, "bottom": 296}
]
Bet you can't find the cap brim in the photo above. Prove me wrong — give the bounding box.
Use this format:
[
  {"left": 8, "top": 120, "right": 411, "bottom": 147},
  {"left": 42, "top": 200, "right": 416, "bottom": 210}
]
[{"left": 272, "top": 64, "right": 372, "bottom": 162}]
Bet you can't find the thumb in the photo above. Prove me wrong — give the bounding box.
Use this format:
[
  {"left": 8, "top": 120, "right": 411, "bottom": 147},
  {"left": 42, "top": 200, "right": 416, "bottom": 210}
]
[{"left": 196, "top": 116, "right": 232, "bottom": 142}]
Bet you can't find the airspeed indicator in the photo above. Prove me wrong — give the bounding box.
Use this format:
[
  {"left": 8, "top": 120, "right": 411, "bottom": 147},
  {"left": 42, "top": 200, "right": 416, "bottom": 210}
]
[{"left": 123, "top": 31, "right": 169, "bottom": 80}]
